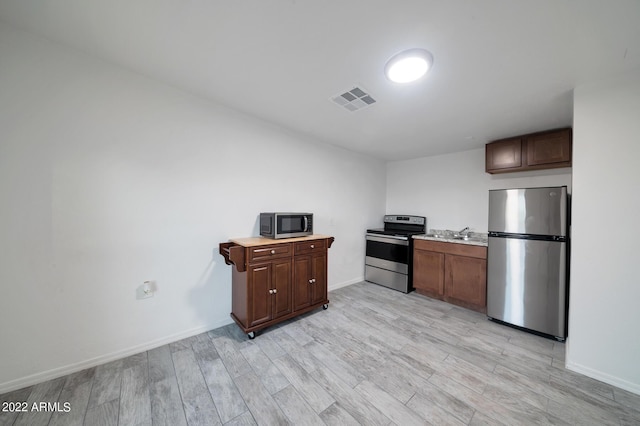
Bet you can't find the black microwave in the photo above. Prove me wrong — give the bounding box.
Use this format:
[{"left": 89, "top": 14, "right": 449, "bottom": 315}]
[{"left": 260, "top": 213, "right": 313, "bottom": 239}]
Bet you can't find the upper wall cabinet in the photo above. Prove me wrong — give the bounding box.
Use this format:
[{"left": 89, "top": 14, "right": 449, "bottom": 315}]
[{"left": 485, "top": 128, "right": 572, "bottom": 174}]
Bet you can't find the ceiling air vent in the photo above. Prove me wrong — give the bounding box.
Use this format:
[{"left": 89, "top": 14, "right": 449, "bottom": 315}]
[{"left": 331, "top": 86, "right": 377, "bottom": 112}]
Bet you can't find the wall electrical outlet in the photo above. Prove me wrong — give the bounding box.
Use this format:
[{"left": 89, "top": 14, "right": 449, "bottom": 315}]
[{"left": 136, "top": 280, "right": 156, "bottom": 300}]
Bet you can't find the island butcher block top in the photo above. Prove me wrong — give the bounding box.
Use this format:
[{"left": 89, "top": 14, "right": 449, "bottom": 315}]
[{"left": 229, "top": 234, "right": 334, "bottom": 247}]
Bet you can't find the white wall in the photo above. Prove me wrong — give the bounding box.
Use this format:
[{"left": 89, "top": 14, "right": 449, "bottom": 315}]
[
  {"left": 567, "top": 71, "right": 640, "bottom": 394},
  {"left": 386, "top": 148, "right": 571, "bottom": 232},
  {"left": 0, "top": 24, "right": 386, "bottom": 392}
]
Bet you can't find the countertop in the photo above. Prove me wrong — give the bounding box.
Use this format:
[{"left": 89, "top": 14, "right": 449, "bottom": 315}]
[
  {"left": 229, "top": 234, "right": 334, "bottom": 247},
  {"left": 413, "top": 230, "right": 488, "bottom": 247}
]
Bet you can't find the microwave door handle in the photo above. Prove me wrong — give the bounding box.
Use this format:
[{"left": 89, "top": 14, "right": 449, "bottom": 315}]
[{"left": 303, "top": 216, "right": 309, "bottom": 232}]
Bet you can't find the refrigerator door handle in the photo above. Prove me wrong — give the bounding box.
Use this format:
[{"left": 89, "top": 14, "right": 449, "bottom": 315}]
[{"left": 489, "top": 231, "right": 566, "bottom": 242}]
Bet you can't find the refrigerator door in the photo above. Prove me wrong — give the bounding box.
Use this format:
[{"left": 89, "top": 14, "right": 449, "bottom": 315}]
[
  {"left": 488, "top": 187, "right": 567, "bottom": 236},
  {"left": 487, "top": 236, "right": 567, "bottom": 338}
]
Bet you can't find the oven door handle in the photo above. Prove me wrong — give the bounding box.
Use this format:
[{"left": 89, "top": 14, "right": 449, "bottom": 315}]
[{"left": 365, "top": 234, "right": 409, "bottom": 246}]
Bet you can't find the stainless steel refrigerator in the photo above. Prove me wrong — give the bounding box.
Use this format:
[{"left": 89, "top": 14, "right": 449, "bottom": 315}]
[{"left": 487, "top": 186, "right": 568, "bottom": 340}]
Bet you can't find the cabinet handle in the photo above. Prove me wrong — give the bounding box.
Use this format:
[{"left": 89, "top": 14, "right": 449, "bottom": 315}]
[
  {"left": 273, "top": 289, "right": 277, "bottom": 294},
  {"left": 269, "top": 289, "right": 274, "bottom": 294},
  {"left": 309, "top": 279, "right": 313, "bottom": 284},
  {"left": 310, "top": 244, "right": 315, "bottom": 249},
  {"left": 270, "top": 249, "right": 276, "bottom": 255}
]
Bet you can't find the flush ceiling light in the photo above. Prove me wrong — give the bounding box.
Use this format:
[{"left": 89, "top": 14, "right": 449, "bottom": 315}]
[{"left": 384, "top": 48, "right": 434, "bottom": 83}]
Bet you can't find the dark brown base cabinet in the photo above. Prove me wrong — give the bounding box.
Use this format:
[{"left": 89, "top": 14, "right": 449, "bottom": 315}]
[
  {"left": 248, "top": 259, "right": 292, "bottom": 328},
  {"left": 294, "top": 251, "right": 328, "bottom": 311},
  {"left": 220, "top": 235, "right": 334, "bottom": 338},
  {"left": 486, "top": 128, "right": 572, "bottom": 174},
  {"left": 413, "top": 239, "right": 487, "bottom": 313}
]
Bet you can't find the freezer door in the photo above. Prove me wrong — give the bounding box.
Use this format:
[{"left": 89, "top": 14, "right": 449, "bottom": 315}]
[
  {"left": 488, "top": 187, "right": 567, "bottom": 236},
  {"left": 487, "top": 236, "right": 567, "bottom": 338}
]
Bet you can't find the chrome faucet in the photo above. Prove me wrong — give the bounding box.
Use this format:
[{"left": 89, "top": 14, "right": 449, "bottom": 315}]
[{"left": 458, "top": 227, "right": 470, "bottom": 236}]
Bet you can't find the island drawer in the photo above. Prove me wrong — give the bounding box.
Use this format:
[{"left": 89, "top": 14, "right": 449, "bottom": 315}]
[
  {"left": 249, "top": 243, "right": 292, "bottom": 262},
  {"left": 294, "top": 239, "right": 327, "bottom": 255}
]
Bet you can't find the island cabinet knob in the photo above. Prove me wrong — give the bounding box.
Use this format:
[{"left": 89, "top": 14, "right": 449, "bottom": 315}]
[
  {"left": 270, "top": 249, "right": 276, "bottom": 255},
  {"left": 269, "top": 289, "right": 274, "bottom": 294},
  {"left": 309, "top": 279, "right": 313, "bottom": 284},
  {"left": 273, "top": 289, "right": 277, "bottom": 294},
  {"left": 310, "top": 244, "right": 315, "bottom": 249}
]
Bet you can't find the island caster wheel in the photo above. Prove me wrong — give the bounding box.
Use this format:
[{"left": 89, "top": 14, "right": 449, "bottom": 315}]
[
  {"left": 322, "top": 304, "right": 329, "bottom": 310},
  {"left": 247, "top": 331, "right": 256, "bottom": 340}
]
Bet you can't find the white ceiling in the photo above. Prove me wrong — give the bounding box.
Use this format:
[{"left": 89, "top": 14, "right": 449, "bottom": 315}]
[{"left": 1, "top": 1, "right": 639, "bottom": 161}]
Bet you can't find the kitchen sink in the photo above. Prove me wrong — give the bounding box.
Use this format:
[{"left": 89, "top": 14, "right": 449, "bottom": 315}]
[
  {"left": 453, "top": 235, "right": 487, "bottom": 242},
  {"left": 419, "top": 230, "right": 488, "bottom": 245}
]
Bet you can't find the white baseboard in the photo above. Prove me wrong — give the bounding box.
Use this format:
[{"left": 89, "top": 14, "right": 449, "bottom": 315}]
[
  {"left": 329, "top": 276, "right": 363, "bottom": 292},
  {"left": 0, "top": 318, "right": 234, "bottom": 394},
  {"left": 1, "top": 279, "right": 365, "bottom": 394},
  {"left": 565, "top": 360, "right": 640, "bottom": 396}
]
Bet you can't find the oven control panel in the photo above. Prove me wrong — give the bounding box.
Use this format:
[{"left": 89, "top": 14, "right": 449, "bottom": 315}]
[{"left": 384, "top": 215, "right": 425, "bottom": 225}]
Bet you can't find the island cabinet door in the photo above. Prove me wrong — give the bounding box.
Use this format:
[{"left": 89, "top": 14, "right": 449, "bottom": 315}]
[
  {"left": 272, "top": 259, "right": 293, "bottom": 319},
  {"left": 248, "top": 263, "right": 273, "bottom": 327},
  {"left": 293, "top": 253, "right": 327, "bottom": 311},
  {"left": 293, "top": 256, "right": 312, "bottom": 311},
  {"left": 310, "top": 253, "right": 327, "bottom": 306}
]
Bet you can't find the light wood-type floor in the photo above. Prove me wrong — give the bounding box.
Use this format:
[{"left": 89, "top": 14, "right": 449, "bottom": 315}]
[{"left": 2, "top": 282, "right": 639, "bottom": 425}]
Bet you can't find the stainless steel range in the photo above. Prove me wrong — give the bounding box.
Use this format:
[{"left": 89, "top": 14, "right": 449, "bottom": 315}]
[{"left": 365, "top": 215, "right": 426, "bottom": 293}]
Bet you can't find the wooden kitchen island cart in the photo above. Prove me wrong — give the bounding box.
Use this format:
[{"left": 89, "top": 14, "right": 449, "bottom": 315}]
[{"left": 219, "top": 235, "right": 334, "bottom": 339}]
